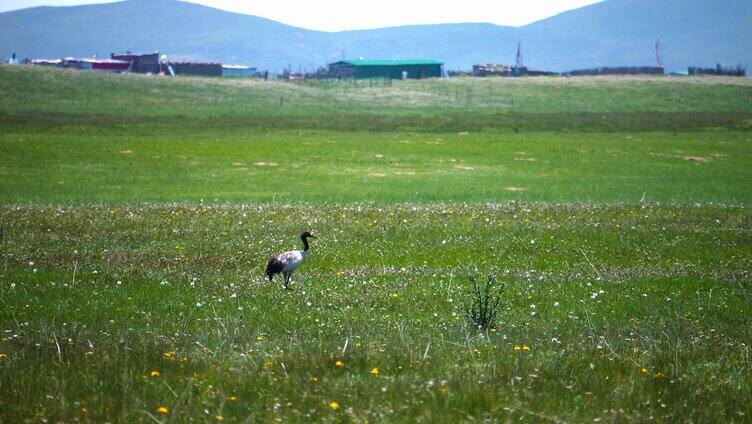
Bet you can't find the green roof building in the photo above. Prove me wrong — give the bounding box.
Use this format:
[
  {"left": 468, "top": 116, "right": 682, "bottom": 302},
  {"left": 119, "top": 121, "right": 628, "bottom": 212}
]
[{"left": 327, "top": 59, "right": 444, "bottom": 79}]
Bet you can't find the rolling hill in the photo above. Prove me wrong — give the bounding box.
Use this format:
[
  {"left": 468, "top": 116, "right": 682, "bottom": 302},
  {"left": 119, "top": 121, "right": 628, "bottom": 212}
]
[{"left": 0, "top": 0, "right": 750, "bottom": 72}]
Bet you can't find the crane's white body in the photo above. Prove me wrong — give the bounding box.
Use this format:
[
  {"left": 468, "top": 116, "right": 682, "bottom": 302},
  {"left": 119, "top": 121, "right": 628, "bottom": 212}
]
[
  {"left": 277, "top": 250, "right": 309, "bottom": 272},
  {"left": 266, "top": 232, "right": 314, "bottom": 289}
]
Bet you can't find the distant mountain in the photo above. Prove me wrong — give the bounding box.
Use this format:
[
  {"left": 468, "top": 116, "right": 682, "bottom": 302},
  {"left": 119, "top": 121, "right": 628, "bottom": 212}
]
[
  {"left": 522, "top": 0, "right": 752, "bottom": 71},
  {"left": 1, "top": 0, "right": 750, "bottom": 72}
]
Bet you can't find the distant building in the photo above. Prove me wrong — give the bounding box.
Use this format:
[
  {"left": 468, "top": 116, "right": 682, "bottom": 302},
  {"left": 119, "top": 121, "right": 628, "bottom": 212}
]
[
  {"left": 472, "top": 63, "right": 556, "bottom": 77},
  {"left": 28, "top": 56, "right": 135, "bottom": 73},
  {"left": 327, "top": 59, "right": 443, "bottom": 79},
  {"left": 167, "top": 61, "right": 222, "bottom": 77},
  {"left": 62, "top": 57, "right": 131, "bottom": 72},
  {"left": 30, "top": 58, "right": 63, "bottom": 67},
  {"left": 470, "top": 43, "right": 557, "bottom": 78},
  {"left": 222, "top": 65, "right": 258, "bottom": 77},
  {"left": 111, "top": 51, "right": 160, "bottom": 73},
  {"left": 472, "top": 64, "right": 513, "bottom": 77}
]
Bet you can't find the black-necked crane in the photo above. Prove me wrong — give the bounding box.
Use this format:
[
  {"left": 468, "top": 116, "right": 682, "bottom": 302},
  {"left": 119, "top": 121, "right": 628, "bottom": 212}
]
[{"left": 265, "top": 231, "right": 316, "bottom": 289}]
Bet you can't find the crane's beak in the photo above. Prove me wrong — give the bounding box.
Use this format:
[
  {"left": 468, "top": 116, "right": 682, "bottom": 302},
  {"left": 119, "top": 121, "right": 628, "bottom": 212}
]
[{"left": 309, "top": 234, "right": 317, "bottom": 239}]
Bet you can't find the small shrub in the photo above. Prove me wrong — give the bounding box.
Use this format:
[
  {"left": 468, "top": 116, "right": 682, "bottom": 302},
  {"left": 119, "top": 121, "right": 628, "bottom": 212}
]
[{"left": 465, "top": 273, "right": 503, "bottom": 332}]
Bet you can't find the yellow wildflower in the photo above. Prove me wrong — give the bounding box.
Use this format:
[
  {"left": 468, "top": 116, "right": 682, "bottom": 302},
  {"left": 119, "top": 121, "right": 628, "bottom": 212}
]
[
  {"left": 157, "top": 406, "right": 169, "bottom": 414},
  {"left": 163, "top": 351, "right": 176, "bottom": 360},
  {"left": 215, "top": 415, "right": 224, "bottom": 421},
  {"left": 641, "top": 367, "right": 649, "bottom": 374},
  {"left": 256, "top": 335, "right": 264, "bottom": 341},
  {"left": 229, "top": 395, "right": 238, "bottom": 401},
  {"left": 80, "top": 407, "right": 88, "bottom": 414},
  {"left": 0, "top": 353, "right": 7, "bottom": 359},
  {"left": 370, "top": 367, "right": 380, "bottom": 377},
  {"left": 329, "top": 401, "right": 340, "bottom": 410},
  {"left": 310, "top": 376, "right": 319, "bottom": 384},
  {"left": 335, "top": 359, "right": 345, "bottom": 367},
  {"left": 522, "top": 345, "right": 531, "bottom": 351},
  {"left": 513, "top": 345, "right": 522, "bottom": 351},
  {"left": 150, "top": 370, "right": 160, "bottom": 377}
]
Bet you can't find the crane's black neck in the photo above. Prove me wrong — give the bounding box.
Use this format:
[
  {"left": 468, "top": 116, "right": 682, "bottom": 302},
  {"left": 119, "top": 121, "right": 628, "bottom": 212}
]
[{"left": 301, "top": 235, "right": 310, "bottom": 251}]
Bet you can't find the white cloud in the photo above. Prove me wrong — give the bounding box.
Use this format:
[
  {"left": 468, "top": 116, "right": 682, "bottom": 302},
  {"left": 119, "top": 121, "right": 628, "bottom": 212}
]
[{"left": 1, "top": 0, "right": 602, "bottom": 31}]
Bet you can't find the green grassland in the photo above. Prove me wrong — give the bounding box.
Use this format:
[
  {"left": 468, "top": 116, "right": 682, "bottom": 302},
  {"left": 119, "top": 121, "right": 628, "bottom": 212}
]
[
  {"left": 1, "top": 66, "right": 752, "bottom": 204},
  {"left": 2, "top": 64, "right": 752, "bottom": 132},
  {"left": 2, "top": 204, "right": 751, "bottom": 423},
  {"left": 3, "top": 129, "right": 752, "bottom": 204},
  {"left": 1, "top": 65, "right": 752, "bottom": 422}
]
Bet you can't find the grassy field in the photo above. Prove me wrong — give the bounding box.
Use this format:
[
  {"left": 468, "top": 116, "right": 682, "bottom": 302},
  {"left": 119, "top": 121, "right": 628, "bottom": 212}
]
[
  {"left": 3, "top": 129, "right": 751, "bottom": 204},
  {"left": 2, "top": 64, "right": 752, "bottom": 132},
  {"left": 2, "top": 65, "right": 752, "bottom": 204},
  {"left": 1, "top": 65, "right": 751, "bottom": 422}
]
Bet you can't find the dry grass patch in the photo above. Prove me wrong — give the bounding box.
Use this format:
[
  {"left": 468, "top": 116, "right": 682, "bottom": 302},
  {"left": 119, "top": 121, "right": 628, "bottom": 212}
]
[{"left": 683, "top": 156, "right": 711, "bottom": 163}]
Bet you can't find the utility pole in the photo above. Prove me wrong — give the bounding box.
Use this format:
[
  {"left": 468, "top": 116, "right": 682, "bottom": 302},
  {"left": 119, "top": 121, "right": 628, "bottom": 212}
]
[
  {"left": 515, "top": 42, "right": 524, "bottom": 69},
  {"left": 514, "top": 42, "right": 525, "bottom": 76}
]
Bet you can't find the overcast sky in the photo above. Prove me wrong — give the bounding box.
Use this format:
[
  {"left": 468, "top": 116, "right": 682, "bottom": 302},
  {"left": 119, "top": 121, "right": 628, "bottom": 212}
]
[{"left": 0, "top": 0, "right": 602, "bottom": 31}]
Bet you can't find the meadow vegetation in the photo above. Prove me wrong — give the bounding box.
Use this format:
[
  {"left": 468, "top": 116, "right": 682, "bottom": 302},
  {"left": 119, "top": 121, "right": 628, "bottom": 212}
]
[
  {"left": 2, "top": 64, "right": 752, "bottom": 132},
  {"left": 1, "top": 65, "right": 751, "bottom": 422}
]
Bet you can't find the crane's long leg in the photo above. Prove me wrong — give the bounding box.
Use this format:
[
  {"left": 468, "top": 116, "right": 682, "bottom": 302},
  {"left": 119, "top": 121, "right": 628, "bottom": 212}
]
[{"left": 283, "top": 272, "right": 291, "bottom": 290}]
